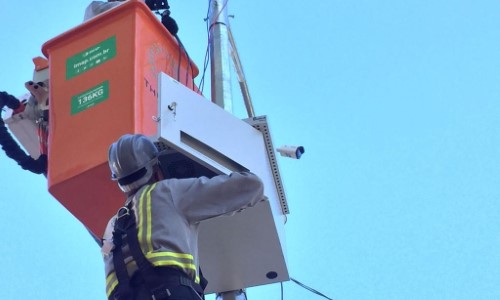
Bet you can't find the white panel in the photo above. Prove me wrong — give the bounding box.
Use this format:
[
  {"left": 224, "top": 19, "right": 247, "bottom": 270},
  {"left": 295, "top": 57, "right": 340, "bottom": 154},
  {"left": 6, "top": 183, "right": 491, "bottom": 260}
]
[
  {"left": 3, "top": 94, "right": 41, "bottom": 159},
  {"left": 157, "top": 73, "right": 289, "bottom": 293}
]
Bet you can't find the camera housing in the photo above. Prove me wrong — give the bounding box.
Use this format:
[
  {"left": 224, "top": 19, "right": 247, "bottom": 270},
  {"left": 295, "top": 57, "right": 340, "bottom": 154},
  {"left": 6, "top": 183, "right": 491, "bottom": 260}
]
[
  {"left": 276, "top": 145, "right": 305, "bottom": 159},
  {"left": 145, "top": 0, "right": 169, "bottom": 11}
]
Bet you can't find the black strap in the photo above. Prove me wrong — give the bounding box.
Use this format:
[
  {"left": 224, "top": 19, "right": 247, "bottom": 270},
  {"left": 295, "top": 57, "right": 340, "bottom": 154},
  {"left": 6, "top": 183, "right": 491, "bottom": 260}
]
[
  {"left": 111, "top": 206, "right": 135, "bottom": 299},
  {"left": 123, "top": 209, "right": 158, "bottom": 290},
  {"left": 199, "top": 267, "right": 208, "bottom": 292},
  {"left": 111, "top": 201, "right": 206, "bottom": 300},
  {"left": 0, "top": 91, "right": 48, "bottom": 175}
]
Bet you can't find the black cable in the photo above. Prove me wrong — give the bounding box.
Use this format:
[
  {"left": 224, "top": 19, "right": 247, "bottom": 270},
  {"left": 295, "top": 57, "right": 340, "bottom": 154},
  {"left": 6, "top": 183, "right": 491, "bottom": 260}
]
[
  {"left": 198, "top": 40, "right": 210, "bottom": 93},
  {"left": 152, "top": 3, "right": 196, "bottom": 92},
  {"left": 198, "top": 0, "right": 212, "bottom": 93},
  {"left": 173, "top": 35, "right": 196, "bottom": 92},
  {"left": 176, "top": 34, "right": 182, "bottom": 81},
  {"left": 0, "top": 91, "right": 47, "bottom": 175},
  {"left": 153, "top": 5, "right": 180, "bottom": 81},
  {"left": 290, "top": 277, "right": 334, "bottom": 300}
]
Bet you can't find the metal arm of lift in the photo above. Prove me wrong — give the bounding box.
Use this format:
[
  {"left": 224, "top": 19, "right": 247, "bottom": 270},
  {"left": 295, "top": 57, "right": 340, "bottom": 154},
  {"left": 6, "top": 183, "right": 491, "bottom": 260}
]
[{"left": 228, "top": 26, "right": 255, "bottom": 118}]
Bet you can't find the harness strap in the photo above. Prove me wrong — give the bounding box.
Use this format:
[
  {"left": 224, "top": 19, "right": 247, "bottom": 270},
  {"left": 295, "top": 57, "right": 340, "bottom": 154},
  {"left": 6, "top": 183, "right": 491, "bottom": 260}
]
[
  {"left": 111, "top": 202, "right": 206, "bottom": 300},
  {"left": 149, "top": 268, "right": 204, "bottom": 299},
  {"left": 111, "top": 206, "right": 135, "bottom": 299},
  {"left": 124, "top": 208, "right": 159, "bottom": 291}
]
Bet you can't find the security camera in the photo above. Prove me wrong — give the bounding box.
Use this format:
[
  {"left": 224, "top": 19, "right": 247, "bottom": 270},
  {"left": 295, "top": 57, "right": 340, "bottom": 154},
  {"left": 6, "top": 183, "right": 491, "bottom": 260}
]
[
  {"left": 276, "top": 145, "right": 305, "bottom": 159},
  {"left": 145, "top": 0, "right": 169, "bottom": 11}
]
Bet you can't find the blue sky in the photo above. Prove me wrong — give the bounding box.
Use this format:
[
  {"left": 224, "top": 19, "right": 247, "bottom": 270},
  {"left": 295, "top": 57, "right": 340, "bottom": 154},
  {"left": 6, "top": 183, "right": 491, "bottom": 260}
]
[{"left": 1, "top": 1, "right": 500, "bottom": 299}]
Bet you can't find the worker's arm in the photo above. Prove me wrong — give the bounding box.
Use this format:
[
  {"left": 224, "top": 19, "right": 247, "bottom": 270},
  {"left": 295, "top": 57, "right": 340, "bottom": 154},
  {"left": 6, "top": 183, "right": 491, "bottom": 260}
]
[{"left": 166, "top": 172, "right": 265, "bottom": 223}]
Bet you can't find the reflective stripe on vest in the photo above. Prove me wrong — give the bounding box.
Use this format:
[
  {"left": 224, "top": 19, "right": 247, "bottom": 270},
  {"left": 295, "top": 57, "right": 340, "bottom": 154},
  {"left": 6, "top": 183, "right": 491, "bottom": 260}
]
[
  {"left": 105, "top": 183, "right": 200, "bottom": 298},
  {"left": 136, "top": 183, "right": 200, "bottom": 282},
  {"left": 105, "top": 252, "right": 201, "bottom": 297}
]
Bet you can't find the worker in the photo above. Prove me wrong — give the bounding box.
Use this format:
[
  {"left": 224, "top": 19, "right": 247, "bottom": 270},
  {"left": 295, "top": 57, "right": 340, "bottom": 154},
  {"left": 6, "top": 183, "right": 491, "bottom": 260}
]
[
  {"left": 84, "top": 0, "right": 179, "bottom": 37},
  {"left": 102, "top": 134, "right": 265, "bottom": 300},
  {"left": 84, "top": 0, "right": 141, "bottom": 21}
]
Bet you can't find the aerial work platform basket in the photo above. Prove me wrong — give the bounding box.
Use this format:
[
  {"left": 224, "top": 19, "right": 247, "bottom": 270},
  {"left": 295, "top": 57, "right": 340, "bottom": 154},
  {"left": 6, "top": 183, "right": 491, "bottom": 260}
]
[
  {"left": 42, "top": 0, "right": 197, "bottom": 237},
  {"left": 41, "top": 0, "right": 289, "bottom": 293}
]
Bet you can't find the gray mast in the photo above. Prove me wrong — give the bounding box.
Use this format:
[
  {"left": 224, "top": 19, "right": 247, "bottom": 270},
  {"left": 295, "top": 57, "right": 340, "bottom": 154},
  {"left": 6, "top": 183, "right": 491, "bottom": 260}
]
[
  {"left": 210, "top": 1, "right": 248, "bottom": 300},
  {"left": 209, "top": 0, "right": 232, "bottom": 112}
]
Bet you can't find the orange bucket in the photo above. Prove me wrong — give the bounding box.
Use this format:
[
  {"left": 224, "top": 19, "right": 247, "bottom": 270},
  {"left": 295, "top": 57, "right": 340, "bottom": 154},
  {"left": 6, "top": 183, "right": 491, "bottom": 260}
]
[{"left": 42, "top": 0, "right": 198, "bottom": 236}]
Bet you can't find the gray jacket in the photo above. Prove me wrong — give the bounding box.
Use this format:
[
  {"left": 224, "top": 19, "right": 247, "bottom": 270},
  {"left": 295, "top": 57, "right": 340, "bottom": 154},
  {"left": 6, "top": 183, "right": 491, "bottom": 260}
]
[{"left": 102, "top": 172, "right": 264, "bottom": 297}]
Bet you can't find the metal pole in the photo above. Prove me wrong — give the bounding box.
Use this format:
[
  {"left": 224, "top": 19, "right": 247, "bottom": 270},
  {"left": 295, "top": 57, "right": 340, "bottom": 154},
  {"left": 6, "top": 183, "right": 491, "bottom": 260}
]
[
  {"left": 216, "top": 290, "right": 247, "bottom": 300},
  {"left": 209, "top": 0, "right": 233, "bottom": 112},
  {"left": 209, "top": 3, "right": 247, "bottom": 300}
]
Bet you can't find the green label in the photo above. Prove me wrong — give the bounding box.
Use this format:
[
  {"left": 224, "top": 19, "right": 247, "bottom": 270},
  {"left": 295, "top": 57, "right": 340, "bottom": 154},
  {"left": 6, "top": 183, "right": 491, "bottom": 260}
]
[
  {"left": 71, "top": 81, "right": 109, "bottom": 115},
  {"left": 66, "top": 36, "right": 117, "bottom": 79}
]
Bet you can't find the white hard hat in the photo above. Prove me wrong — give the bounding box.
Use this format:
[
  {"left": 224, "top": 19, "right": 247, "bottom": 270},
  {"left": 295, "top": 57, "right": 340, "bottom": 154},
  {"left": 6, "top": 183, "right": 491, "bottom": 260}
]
[{"left": 108, "top": 134, "right": 159, "bottom": 193}]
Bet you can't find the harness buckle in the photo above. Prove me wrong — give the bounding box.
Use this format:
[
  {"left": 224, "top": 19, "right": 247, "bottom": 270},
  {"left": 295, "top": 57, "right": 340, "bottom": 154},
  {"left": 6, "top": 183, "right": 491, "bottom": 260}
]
[
  {"left": 152, "top": 287, "right": 171, "bottom": 300},
  {"left": 116, "top": 206, "right": 130, "bottom": 220}
]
